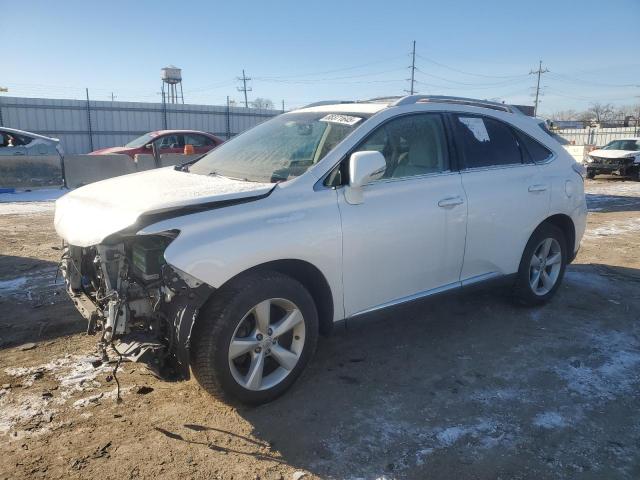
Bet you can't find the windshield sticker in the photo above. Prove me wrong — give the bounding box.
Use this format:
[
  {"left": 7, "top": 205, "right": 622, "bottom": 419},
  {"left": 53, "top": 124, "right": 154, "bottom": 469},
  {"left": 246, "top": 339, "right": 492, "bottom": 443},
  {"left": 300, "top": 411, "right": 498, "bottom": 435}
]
[
  {"left": 459, "top": 117, "right": 490, "bottom": 142},
  {"left": 320, "top": 114, "right": 363, "bottom": 126}
]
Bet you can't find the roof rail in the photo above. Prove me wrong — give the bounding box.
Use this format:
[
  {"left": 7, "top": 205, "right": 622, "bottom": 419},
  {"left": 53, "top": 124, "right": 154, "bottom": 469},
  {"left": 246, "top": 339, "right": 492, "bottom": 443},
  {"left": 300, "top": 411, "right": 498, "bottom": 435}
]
[
  {"left": 392, "top": 95, "right": 514, "bottom": 113},
  {"left": 301, "top": 100, "right": 355, "bottom": 109},
  {"left": 364, "top": 95, "right": 403, "bottom": 103}
]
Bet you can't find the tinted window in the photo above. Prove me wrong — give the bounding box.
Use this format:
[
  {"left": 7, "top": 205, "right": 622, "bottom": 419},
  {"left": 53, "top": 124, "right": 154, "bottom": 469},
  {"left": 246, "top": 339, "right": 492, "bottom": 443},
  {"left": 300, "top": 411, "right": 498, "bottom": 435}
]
[
  {"left": 354, "top": 114, "right": 449, "bottom": 179},
  {"left": 455, "top": 115, "right": 522, "bottom": 168},
  {"left": 514, "top": 130, "right": 553, "bottom": 163},
  {"left": 155, "top": 134, "right": 184, "bottom": 149},
  {"left": 184, "top": 134, "right": 212, "bottom": 147}
]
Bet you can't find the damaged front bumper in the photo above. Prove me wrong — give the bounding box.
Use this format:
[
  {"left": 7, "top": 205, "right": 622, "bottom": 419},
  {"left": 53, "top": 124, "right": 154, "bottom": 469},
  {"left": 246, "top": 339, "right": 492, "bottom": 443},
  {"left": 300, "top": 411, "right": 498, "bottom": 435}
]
[{"left": 59, "top": 235, "right": 213, "bottom": 379}]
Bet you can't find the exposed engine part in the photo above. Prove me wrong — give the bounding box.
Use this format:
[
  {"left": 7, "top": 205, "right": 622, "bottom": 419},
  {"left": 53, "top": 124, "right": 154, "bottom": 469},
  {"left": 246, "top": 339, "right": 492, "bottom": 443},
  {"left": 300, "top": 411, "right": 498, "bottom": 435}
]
[{"left": 59, "top": 234, "right": 213, "bottom": 381}]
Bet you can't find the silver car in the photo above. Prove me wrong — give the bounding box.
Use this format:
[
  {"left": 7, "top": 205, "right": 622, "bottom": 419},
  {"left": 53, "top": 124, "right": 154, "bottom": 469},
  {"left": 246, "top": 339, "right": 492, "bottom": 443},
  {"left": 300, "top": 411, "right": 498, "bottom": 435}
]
[
  {"left": 0, "top": 127, "right": 65, "bottom": 188},
  {"left": 0, "top": 127, "right": 64, "bottom": 156}
]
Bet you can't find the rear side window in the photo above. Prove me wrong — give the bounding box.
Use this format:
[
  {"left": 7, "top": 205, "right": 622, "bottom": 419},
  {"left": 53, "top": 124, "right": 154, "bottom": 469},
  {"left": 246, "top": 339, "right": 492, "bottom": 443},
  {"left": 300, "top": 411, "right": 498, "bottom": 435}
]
[
  {"left": 514, "top": 130, "right": 553, "bottom": 164},
  {"left": 454, "top": 115, "right": 522, "bottom": 168}
]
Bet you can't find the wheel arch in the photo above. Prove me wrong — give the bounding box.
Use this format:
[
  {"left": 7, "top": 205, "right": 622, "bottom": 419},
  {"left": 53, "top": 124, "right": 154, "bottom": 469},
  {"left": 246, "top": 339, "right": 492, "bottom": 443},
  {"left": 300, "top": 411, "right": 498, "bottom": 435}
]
[
  {"left": 539, "top": 214, "right": 576, "bottom": 263},
  {"left": 205, "top": 259, "right": 335, "bottom": 336}
]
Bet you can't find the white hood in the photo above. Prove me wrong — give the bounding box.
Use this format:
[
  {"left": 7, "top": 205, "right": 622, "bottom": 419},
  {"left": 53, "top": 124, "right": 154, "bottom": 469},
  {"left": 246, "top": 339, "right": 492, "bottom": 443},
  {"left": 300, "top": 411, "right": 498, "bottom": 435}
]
[
  {"left": 54, "top": 167, "right": 273, "bottom": 247},
  {"left": 590, "top": 149, "right": 636, "bottom": 159}
]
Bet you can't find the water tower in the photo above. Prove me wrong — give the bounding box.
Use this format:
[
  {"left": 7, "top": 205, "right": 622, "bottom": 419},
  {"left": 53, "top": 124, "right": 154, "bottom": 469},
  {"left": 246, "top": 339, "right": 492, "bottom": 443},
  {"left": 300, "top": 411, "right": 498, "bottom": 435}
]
[{"left": 161, "top": 65, "right": 184, "bottom": 104}]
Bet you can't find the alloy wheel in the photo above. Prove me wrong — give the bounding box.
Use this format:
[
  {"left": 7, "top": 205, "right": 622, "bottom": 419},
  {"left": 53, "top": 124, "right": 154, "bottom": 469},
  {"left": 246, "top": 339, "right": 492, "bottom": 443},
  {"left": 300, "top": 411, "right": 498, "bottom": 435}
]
[
  {"left": 228, "top": 298, "right": 306, "bottom": 391},
  {"left": 529, "top": 237, "right": 562, "bottom": 296}
]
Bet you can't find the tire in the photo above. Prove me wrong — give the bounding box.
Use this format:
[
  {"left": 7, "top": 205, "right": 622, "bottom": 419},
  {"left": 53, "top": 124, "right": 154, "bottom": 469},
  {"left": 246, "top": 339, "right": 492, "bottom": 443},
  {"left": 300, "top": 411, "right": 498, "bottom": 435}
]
[
  {"left": 191, "top": 270, "right": 319, "bottom": 405},
  {"left": 513, "top": 223, "right": 567, "bottom": 306},
  {"left": 586, "top": 170, "right": 596, "bottom": 180},
  {"left": 633, "top": 166, "right": 640, "bottom": 182}
]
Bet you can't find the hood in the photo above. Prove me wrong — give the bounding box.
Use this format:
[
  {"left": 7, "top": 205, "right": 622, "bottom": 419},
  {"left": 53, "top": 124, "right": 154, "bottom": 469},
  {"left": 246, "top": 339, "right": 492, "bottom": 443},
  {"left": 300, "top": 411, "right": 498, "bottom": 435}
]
[
  {"left": 89, "top": 146, "right": 131, "bottom": 155},
  {"left": 54, "top": 167, "right": 274, "bottom": 247},
  {"left": 590, "top": 149, "right": 637, "bottom": 159}
]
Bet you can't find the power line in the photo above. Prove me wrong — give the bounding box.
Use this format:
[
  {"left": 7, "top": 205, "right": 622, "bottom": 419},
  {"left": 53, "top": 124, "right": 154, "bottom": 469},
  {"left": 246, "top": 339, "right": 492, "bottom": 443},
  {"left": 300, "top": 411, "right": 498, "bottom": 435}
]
[
  {"left": 415, "top": 53, "right": 529, "bottom": 79},
  {"left": 237, "top": 69, "right": 252, "bottom": 108},
  {"left": 530, "top": 60, "right": 549, "bottom": 116}
]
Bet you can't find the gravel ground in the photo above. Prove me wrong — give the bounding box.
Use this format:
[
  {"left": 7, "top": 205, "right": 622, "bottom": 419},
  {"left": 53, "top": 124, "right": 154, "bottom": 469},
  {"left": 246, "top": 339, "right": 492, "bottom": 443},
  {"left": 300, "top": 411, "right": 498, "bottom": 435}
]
[{"left": 0, "top": 178, "right": 639, "bottom": 480}]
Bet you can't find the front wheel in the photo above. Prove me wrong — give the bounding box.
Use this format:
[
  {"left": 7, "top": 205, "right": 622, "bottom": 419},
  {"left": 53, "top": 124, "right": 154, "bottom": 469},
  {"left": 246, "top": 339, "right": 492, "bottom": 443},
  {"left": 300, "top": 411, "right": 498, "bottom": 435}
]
[
  {"left": 586, "top": 170, "right": 596, "bottom": 180},
  {"left": 191, "top": 271, "right": 319, "bottom": 405},
  {"left": 513, "top": 223, "right": 567, "bottom": 306}
]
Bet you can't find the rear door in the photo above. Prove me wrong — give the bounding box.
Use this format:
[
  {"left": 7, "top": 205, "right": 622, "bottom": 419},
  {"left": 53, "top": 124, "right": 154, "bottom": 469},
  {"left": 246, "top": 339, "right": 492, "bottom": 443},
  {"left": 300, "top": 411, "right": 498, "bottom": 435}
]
[{"left": 453, "top": 114, "right": 550, "bottom": 282}]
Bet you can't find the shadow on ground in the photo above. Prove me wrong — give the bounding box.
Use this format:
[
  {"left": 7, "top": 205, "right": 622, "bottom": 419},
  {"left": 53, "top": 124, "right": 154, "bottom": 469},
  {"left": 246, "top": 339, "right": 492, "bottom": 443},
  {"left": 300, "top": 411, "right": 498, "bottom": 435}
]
[
  {"left": 163, "top": 263, "right": 640, "bottom": 479},
  {"left": 0, "top": 255, "right": 84, "bottom": 349}
]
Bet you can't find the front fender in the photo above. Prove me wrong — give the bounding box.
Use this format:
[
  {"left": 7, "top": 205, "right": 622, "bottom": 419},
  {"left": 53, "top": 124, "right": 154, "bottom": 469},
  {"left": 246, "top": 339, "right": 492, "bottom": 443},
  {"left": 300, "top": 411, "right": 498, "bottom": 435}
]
[{"left": 140, "top": 185, "right": 345, "bottom": 322}]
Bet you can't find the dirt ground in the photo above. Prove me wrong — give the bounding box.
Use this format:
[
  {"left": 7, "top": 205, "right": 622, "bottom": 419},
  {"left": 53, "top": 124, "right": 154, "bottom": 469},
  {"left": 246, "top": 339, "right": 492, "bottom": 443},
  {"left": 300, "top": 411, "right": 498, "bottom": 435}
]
[{"left": 1, "top": 177, "right": 639, "bottom": 480}]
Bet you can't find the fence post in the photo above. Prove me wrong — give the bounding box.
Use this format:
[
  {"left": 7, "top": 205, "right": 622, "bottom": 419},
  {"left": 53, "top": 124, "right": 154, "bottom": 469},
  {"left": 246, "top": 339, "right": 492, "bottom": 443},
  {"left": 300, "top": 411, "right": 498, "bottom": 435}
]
[
  {"left": 226, "top": 96, "right": 231, "bottom": 140},
  {"left": 85, "top": 88, "right": 94, "bottom": 151},
  {"left": 161, "top": 86, "right": 168, "bottom": 129}
]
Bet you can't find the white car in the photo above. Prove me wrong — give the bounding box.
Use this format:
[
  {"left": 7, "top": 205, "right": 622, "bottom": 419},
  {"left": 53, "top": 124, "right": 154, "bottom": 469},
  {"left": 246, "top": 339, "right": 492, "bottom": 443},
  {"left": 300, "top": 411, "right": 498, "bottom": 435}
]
[
  {"left": 584, "top": 137, "right": 640, "bottom": 180},
  {"left": 55, "top": 95, "right": 587, "bottom": 404}
]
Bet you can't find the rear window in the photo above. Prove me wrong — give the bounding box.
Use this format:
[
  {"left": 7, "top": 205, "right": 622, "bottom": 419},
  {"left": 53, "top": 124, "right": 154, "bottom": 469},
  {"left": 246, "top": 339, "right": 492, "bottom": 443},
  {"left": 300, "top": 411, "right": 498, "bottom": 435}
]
[{"left": 454, "top": 115, "right": 522, "bottom": 168}]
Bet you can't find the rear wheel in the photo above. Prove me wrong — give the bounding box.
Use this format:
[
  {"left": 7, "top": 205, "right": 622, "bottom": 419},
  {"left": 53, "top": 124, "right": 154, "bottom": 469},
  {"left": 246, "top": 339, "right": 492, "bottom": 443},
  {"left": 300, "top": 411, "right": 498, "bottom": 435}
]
[
  {"left": 191, "top": 270, "right": 318, "bottom": 405},
  {"left": 513, "top": 223, "right": 567, "bottom": 306}
]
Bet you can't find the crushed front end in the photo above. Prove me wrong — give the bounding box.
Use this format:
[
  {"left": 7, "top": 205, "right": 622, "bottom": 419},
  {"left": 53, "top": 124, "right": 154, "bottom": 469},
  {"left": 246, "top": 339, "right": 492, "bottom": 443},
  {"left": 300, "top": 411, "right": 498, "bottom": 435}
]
[{"left": 59, "top": 232, "right": 213, "bottom": 379}]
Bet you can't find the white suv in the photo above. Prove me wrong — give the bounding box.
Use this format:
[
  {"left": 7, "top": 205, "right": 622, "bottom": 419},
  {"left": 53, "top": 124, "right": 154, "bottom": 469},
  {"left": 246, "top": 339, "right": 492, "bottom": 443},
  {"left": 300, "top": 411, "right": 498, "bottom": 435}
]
[{"left": 55, "top": 95, "right": 587, "bottom": 404}]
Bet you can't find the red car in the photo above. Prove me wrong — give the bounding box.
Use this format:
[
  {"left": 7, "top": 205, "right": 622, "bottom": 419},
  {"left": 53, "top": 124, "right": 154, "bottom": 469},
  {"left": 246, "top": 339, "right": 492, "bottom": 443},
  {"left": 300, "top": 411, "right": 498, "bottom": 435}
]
[{"left": 89, "top": 130, "right": 223, "bottom": 158}]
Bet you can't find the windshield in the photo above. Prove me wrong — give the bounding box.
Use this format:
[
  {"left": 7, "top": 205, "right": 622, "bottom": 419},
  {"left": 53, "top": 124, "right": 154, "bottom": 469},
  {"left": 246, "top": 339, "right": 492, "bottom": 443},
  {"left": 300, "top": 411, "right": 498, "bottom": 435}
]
[
  {"left": 189, "top": 112, "right": 368, "bottom": 182},
  {"left": 601, "top": 139, "right": 640, "bottom": 151},
  {"left": 125, "top": 132, "right": 157, "bottom": 148}
]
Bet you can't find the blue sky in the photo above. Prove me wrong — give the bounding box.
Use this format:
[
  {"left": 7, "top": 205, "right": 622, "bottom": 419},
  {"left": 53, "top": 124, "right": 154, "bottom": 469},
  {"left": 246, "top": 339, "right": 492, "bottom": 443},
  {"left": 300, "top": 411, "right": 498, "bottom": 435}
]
[{"left": 2, "top": 0, "right": 639, "bottom": 114}]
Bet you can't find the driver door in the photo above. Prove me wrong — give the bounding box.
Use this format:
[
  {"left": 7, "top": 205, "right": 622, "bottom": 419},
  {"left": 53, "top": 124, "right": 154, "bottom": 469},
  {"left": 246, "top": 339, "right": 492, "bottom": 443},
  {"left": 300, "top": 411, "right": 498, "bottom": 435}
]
[
  {"left": 154, "top": 134, "right": 185, "bottom": 155},
  {"left": 337, "top": 113, "right": 467, "bottom": 317}
]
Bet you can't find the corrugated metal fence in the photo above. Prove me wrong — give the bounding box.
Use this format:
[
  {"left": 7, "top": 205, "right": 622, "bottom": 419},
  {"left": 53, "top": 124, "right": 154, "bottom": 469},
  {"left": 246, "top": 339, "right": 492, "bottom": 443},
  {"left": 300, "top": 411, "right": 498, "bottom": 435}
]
[
  {"left": 0, "top": 96, "right": 281, "bottom": 154},
  {"left": 555, "top": 126, "right": 639, "bottom": 146}
]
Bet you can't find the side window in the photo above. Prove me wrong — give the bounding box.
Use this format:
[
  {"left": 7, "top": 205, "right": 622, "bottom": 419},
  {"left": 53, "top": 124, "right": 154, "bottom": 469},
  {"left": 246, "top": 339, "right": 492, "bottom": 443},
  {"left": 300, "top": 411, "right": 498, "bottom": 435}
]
[
  {"left": 353, "top": 114, "right": 449, "bottom": 179},
  {"left": 454, "top": 115, "right": 522, "bottom": 168},
  {"left": 513, "top": 130, "right": 553, "bottom": 164},
  {"left": 184, "top": 134, "right": 213, "bottom": 147},
  {"left": 155, "top": 134, "right": 184, "bottom": 149}
]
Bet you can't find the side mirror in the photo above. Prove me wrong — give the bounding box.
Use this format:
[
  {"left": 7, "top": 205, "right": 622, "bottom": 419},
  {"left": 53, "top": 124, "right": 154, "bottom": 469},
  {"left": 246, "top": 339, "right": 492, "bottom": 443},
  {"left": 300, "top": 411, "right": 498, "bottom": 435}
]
[
  {"left": 345, "top": 151, "right": 386, "bottom": 204},
  {"left": 144, "top": 143, "right": 152, "bottom": 150}
]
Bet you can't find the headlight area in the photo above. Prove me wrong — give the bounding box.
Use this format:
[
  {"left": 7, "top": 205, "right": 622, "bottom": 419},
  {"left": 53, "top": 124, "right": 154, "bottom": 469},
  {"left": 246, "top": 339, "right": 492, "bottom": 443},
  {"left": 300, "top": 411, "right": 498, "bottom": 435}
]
[{"left": 60, "top": 231, "right": 214, "bottom": 379}]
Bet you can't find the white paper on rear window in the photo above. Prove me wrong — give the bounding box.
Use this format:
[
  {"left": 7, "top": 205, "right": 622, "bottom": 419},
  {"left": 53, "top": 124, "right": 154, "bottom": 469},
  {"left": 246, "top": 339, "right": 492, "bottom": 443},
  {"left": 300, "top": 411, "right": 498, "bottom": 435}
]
[
  {"left": 320, "top": 114, "right": 362, "bottom": 126},
  {"left": 459, "top": 117, "right": 490, "bottom": 142}
]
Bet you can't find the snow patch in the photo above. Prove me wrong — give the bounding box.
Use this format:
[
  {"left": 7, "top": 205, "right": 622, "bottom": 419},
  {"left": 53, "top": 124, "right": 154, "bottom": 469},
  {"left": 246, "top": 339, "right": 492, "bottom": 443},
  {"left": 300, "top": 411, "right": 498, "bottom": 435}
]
[{"left": 533, "top": 412, "right": 567, "bottom": 429}]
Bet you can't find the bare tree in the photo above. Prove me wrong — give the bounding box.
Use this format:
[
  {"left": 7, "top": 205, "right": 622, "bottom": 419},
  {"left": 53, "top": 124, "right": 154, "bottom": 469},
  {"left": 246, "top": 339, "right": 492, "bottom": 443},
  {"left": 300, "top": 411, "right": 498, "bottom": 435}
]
[
  {"left": 250, "top": 98, "right": 274, "bottom": 110},
  {"left": 549, "top": 109, "right": 578, "bottom": 121},
  {"left": 587, "top": 102, "right": 615, "bottom": 123}
]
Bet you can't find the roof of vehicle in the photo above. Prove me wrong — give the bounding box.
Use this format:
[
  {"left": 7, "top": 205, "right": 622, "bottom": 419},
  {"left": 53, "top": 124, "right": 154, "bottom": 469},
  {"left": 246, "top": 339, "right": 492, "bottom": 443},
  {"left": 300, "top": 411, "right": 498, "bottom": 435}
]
[
  {"left": 294, "top": 95, "right": 525, "bottom": 116},
  {"left": 150, "top": 130, "right": 222, "bottom": 138},
  {"left": 0, "top": 127, "right": 59, "bottom": 143},
  {"left": 603, "top": 137, "right": 640, "bottom": 142}
]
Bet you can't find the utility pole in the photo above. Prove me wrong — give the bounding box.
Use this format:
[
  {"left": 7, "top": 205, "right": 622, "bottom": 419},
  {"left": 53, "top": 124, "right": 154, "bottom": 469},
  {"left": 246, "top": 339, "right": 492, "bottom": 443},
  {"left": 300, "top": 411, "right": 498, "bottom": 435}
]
[
  {"left": 0, "top": 87, "right": 6, "bottom": 127},
  {"left": 406, "top": 40, "right": 417, "bottom": 95},
  {"left": 529, "top": 60, "right": 549, "bottom": 116},
  {"left": 237, "top": 69, "right": 252, "bottom": 108}
]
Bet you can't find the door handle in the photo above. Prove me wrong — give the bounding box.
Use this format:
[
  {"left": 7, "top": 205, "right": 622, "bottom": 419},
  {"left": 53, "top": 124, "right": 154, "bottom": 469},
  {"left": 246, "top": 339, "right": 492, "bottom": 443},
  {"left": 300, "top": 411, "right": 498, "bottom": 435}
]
[
  {"left": 438, "top": 196, "right": 464, "bottom": 208},
  {"left": 528, "top": 184, "right": 547, "bottom": 193}
]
